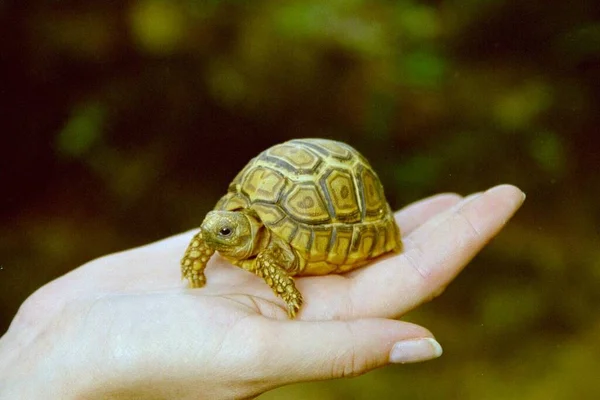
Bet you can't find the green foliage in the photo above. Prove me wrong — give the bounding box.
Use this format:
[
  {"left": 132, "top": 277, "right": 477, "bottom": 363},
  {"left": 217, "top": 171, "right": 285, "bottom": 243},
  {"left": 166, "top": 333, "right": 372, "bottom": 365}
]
[
  {"left": 130, "top": 0, "right": 188, "bottom": 54},
  {"left": 57, "top": 102, "right": 105, "bottom": 157},
  {"left": 529, "top": 131, "right": 567, "bottom": 175},
  {"left": 402, "top": 50, "right": 446, "bottom": 88}
]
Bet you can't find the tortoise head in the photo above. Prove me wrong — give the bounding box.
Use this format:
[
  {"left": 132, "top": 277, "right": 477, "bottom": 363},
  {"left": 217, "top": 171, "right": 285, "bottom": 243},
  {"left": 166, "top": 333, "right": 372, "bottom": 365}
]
[{"left": 201, "top": 210, "right": 262, "bottom": 259}]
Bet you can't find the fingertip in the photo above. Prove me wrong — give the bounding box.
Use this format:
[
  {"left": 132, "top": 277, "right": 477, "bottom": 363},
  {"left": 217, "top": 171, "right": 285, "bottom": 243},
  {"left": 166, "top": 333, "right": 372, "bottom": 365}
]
[
  {"left": 389, "top": 337, "right": 443, "bottom": 364},
  {"left": 477, "top": 184, "right": 526, "bottom": 217},
  {"left": 265, "top": 318, "right": 436, "bottom": 382},
  {"left": 485, "top": 184, "right": 525, "bottom": 203}
]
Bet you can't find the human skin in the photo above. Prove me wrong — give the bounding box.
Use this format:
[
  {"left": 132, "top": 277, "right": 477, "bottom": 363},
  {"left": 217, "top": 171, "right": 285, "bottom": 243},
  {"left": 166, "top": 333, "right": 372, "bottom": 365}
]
[{"left": 0, "top": 184, "right": 524, "bottom": 400}]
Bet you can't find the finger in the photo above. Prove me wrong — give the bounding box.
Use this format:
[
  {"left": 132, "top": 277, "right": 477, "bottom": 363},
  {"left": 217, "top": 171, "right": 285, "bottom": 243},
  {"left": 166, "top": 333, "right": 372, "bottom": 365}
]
[
  {"left": 261, "top": 318, "right": 442, "bottom": 384},
  {"left": 405, "top": 191, "right": 482, "bottom": 246},
  {"left": 350, "top": 184, "right": 525, "bottom": 318},
  {"left": 67, "top": 229, "right": 247, "bottom": 292},
  {"left": 65, "top": 230, "right": 198, "bottom": 290},
  {"left": 395, "top": 193, "right": 463, "bottom": 236},
  {"left": 299, "top": 184, "right": 524, "bottom": 320}
]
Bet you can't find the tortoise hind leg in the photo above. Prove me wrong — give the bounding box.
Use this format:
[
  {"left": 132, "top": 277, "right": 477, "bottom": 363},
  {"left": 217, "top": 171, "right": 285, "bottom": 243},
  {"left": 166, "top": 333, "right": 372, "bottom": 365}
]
[{"left": 255, "top": 250, "right": 303, "bottom": 318}]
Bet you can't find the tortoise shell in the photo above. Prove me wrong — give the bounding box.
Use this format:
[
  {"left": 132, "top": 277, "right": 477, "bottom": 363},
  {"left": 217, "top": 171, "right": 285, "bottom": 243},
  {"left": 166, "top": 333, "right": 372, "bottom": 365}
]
[{"left": 214, "top": 138, "right": 401, "bottom": 275}]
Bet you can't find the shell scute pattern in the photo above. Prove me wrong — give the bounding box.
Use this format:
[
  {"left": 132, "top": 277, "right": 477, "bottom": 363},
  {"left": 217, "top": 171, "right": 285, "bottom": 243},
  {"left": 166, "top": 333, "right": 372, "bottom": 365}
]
[
  {"left": 357, "top": 164, "right": 386, "bottom": 221},
  {"left": 283, "top": 183, "right": 330, "bottom": 224},
  {"left": 290, "top": 225, "right": 314, "bottom": 259},
  {"left": 326, "top": 225, "right": 354, "bottom": 265},
  {"left": 261, "top": 143, "right": 322, "bottom": 174},
  {"left": 218, "top": 138, "right": 401, "bottom": 271},
  {"left": 292, "top": 138, "right": 352, "bottom": 161},
  {"left": 241, "top": 166, "right": 286, "bottom": 204},
  {"left": 269, "top": 215, "right": 298, "bottom": 242},
  {"left": 250, "top": 202, "right": 286, "bottom": 225},
  {"left": 310, "top": 226, "right": 332, "bottom": 261},
  {"left": 319, "top": 167, "right": 361, "bottom": 223}
]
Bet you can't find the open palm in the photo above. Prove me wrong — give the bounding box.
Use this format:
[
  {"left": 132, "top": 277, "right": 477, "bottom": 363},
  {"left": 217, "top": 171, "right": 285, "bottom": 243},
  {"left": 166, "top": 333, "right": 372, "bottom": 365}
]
[{"left": 1, "top": 185, "right": 524, "bottom": 400}]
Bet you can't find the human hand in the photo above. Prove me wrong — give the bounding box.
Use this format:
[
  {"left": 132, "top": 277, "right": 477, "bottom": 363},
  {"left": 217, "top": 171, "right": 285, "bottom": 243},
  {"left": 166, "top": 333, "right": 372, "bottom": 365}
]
[{"left": 0, "top": 184, "right": 524, "bottom": 399}]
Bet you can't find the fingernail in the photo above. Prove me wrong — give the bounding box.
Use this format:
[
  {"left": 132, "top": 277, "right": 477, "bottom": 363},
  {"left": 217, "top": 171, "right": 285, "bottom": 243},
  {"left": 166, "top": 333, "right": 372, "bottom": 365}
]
[{"left": 389, "top": 338, "right": 443, "bottom": 364}]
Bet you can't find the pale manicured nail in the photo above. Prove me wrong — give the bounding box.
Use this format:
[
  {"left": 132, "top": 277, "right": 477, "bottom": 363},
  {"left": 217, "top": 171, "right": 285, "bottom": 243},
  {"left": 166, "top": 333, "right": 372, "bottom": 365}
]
[{"left": 389, "top": 338, "right": 443, "bottom": 364}]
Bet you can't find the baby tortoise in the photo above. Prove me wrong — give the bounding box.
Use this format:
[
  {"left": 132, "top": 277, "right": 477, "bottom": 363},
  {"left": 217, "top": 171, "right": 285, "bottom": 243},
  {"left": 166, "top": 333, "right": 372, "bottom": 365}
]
[{"left": 181, "top": 138, "right": 402, "bottom": 318}]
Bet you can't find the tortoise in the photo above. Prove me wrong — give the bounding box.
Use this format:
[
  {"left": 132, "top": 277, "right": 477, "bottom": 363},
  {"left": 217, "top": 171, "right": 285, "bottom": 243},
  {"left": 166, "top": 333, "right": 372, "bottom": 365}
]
[{"left": 181, "top": 138, "right": 402, "bottom": 318}]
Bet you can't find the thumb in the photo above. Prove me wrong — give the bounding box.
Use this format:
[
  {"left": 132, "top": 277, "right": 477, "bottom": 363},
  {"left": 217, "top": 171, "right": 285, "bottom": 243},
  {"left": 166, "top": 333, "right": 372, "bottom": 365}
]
[{"left": 262, "top": 318, "right": 442, "bottom": 384}]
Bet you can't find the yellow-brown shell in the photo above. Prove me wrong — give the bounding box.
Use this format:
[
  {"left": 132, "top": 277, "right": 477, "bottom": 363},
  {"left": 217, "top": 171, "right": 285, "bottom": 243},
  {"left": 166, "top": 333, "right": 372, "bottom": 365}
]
[{"left": 215, "top": 138, "right": 401, "bottom": 274}]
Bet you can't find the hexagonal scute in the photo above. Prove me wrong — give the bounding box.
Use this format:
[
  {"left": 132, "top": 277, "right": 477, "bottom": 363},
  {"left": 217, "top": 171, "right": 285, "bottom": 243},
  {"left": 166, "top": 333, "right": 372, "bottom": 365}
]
[
  {"left": 241, "top": 166, "right": 286, "bottom": 203},
  {"left": 283, "top": 183, "right": 331, "bottom": 224},
  {"left": 360, "top": 166, "right": 385, "bottom": 220},
  {"left": 321, "top": 168, "right": 361, "bottom": 223}
]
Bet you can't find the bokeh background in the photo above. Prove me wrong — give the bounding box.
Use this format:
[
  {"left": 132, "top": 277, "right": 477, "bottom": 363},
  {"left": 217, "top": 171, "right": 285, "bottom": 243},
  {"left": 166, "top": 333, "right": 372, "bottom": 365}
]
[{"left": 2, "top": 0, "right": 600, "bottom": 398}]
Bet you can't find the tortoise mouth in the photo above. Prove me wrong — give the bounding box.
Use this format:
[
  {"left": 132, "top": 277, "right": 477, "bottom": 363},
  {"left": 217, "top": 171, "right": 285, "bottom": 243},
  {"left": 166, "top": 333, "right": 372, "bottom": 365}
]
[{"left": 212, "top": 238, "right": 253, "bottom": 259}]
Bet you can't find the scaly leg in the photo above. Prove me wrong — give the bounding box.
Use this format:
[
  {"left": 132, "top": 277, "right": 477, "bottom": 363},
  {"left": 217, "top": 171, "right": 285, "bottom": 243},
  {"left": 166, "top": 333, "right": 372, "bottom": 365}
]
[
  {"left": 181, "top": 230, "right": 215, "bottom": 288},
  {"left": 255, "top": 250, "right": 303, "bottom": 318}
]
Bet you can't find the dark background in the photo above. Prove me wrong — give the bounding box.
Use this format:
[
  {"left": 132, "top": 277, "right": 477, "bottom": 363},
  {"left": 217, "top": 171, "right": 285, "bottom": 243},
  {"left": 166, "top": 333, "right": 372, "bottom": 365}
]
[{"left": 2, "top": 1, "right": 599, "bottom": 398}]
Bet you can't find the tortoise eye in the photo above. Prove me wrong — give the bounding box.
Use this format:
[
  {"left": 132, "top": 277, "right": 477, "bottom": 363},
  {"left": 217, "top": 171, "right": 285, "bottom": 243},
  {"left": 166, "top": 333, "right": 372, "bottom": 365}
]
[{"left": 219, "top": 227, "right": 232, "bottom": 236}]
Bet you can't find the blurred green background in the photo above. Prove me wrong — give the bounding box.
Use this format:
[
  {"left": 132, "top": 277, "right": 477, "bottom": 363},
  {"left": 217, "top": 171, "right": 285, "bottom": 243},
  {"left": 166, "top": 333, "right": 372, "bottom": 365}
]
[{"left": 1, "top": 0, "right": 599, "bottom": 398}]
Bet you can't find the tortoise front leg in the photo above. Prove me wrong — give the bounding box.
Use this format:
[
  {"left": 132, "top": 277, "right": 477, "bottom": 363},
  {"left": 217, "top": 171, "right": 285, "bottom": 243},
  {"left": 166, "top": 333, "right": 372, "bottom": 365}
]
[
  {"left": 181, "top": 229, "right": 215, "bottom": 288},
  {"left": 255, "top": 250, "right": 303, "bottom": 318}
]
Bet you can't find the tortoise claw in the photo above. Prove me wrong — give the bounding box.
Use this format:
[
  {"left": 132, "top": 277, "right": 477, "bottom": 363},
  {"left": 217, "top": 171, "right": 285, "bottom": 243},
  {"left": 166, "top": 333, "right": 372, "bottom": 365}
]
[
  {"left": 255, "top": 251, "right": 304, "bottom": 319},
  {"left": 283, "top": 290, "right": 303, "bottom": 319},
  {"left": 188, "top": 273, "right": 206, "bottom": 288}
]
